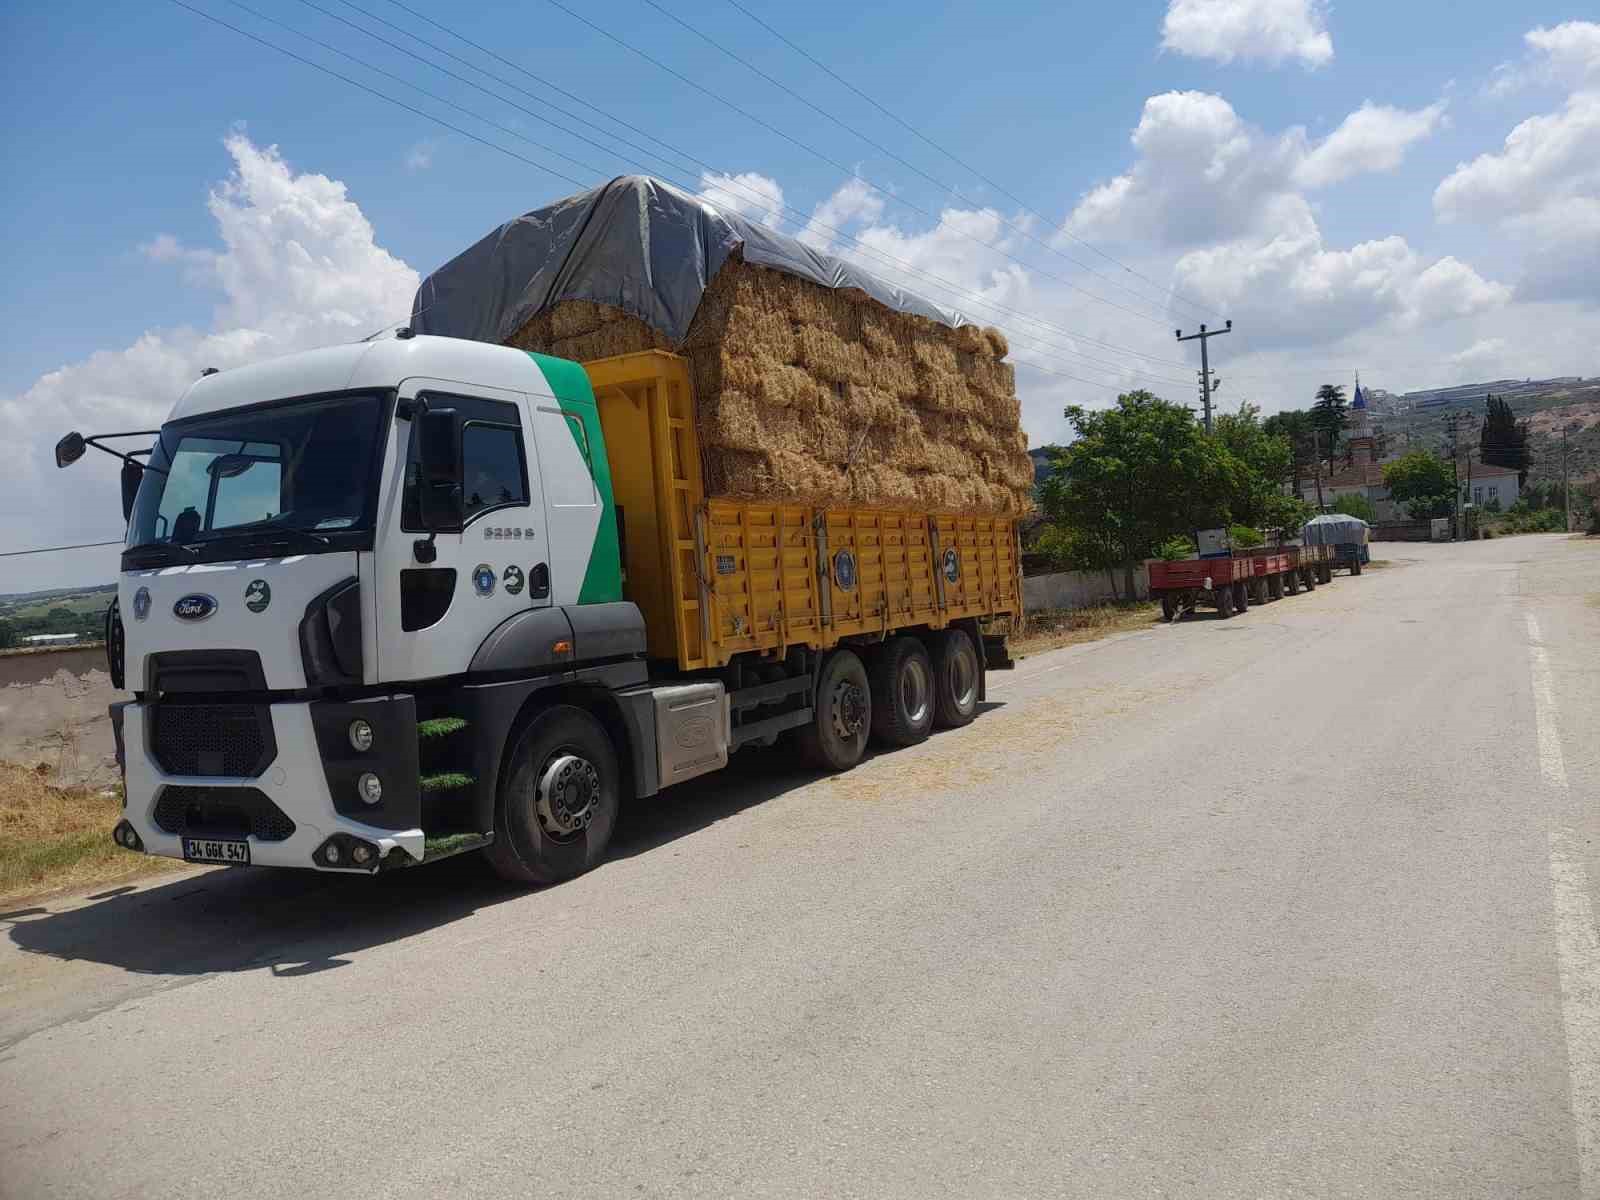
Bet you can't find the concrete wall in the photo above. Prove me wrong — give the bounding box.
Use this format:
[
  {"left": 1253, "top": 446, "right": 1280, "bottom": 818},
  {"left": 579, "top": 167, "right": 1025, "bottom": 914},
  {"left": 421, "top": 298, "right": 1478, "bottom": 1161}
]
[
  {"left": 1023, "top": 563, "right": 1150, "bottom": 611},
  {"left": 0, "top": 645, "right": 121, "bottom": 788},
  {"left": 1373, "top": 520, "right": 1433, "bottom": 542}
]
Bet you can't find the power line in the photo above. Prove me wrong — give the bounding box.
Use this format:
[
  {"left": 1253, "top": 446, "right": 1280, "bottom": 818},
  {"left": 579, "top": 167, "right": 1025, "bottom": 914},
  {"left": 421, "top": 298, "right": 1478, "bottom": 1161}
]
[
  {"left": 217, "top": 1, "right": 1199, "bottom": 383},
  {"left": 340, "top": 0, "right": 1201, "bottom": 370},
  {"left": 532, "top": 0, "right": 1175, "bottom": 327},
  {"left": 173, "top": 2, "right": 1196, "bottom": 392},
  {"left": 718, "top": 0, "right": 1221, "bottom": 323},
  {"left": 0, "top": 539, "right": 124, "bottom": 559},
  {"left": 637, "top": 0, "right": 1199, "bottom": 323}
]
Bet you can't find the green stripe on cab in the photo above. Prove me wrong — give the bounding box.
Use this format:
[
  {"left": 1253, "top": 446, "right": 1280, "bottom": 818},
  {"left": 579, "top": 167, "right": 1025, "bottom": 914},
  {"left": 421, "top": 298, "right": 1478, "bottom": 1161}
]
[{"left": 526, "top": 352, "right": 623, "bottom": 606}]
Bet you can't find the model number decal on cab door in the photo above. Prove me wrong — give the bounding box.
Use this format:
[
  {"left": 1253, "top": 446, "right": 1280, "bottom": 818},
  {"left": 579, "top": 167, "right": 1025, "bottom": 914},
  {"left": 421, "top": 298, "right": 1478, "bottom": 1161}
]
[{"left": 483, "top": 526, "right": 537, "bottom": 540}]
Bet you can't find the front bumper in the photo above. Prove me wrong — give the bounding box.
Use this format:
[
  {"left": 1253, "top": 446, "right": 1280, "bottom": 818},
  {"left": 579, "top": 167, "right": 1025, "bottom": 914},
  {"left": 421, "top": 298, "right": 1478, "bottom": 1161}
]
[{"left": 120, "top": 699, "right": 424, "bottom": 871}]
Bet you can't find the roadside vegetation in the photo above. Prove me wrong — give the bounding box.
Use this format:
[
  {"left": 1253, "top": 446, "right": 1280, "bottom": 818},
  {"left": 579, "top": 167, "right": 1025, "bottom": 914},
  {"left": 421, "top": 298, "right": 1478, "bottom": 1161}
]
[
  {"left": 0, "top": 584, "right": 114, "bottom": 648},
  {"left": 0, "top": 762, "right": 177, "bottom": 902},
  {"left": 1013, "top": 602, "right": 1160, "bottom": 657}
]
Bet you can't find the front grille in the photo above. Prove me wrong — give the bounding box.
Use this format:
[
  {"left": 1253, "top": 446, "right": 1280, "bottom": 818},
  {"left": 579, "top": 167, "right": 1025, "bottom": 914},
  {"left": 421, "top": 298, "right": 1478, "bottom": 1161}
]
[
  {"left": 149, "top": 704, "right": 274, "bottom": 777},
  {"left": 153, "top": 785, "right": 296, "bottom": 842}
]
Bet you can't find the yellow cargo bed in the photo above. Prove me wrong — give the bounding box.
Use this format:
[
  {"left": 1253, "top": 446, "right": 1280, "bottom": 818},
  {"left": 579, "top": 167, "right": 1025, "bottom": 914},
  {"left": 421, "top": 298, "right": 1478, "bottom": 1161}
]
[{"left": 585, "top": 351, "right": 1021, "bottom": 671}]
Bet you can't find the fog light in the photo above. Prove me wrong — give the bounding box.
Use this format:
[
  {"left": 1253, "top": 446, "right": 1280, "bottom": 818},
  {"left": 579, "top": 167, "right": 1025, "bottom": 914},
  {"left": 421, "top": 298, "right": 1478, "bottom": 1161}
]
[
  {"left": 324, "top": 843, "right": 341, "bottom": 865},
  {"left": 352, "top": 844, "right": 373, "bottom": 866},
  {"left": 348, "top": 718, "right": 375, "bottom": 752},
  {"left": 357, "top": 772, "right": 383, "bottom": 805}
]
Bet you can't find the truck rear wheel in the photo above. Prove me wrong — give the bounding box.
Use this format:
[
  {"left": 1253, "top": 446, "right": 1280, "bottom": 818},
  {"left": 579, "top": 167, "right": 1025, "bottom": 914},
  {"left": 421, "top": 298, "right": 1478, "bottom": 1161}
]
[
  {"left": 1216, "top": 587, "right": 1234, "bottom": 618},
  {"left": 869, "top": 637, "right": 935, "bottom": 748},
  {"left": 796, "top": 649, "right": 871, "bottom": 771},
  {"left": 486, "top": 705, "right": 620, "bottom": 885},
  {"left": 931, "top": 629, "right": 981, "bottom": 729}
]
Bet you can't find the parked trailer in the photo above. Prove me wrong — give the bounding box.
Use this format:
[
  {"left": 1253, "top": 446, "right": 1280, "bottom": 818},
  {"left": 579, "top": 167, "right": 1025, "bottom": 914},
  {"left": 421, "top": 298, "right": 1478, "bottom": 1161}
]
[
  {"left": 1303, "top": 513, "right": 1369, "bottom": 578},
  {"left": 1285, "top": 543, "right": 1334, "bottom": 589},
  {"left": 1246, "top": 550, "right": 1294, "bottom": 603},
  {"left": 1149, "top": 556, "right": 1256, "bottom": 621}
]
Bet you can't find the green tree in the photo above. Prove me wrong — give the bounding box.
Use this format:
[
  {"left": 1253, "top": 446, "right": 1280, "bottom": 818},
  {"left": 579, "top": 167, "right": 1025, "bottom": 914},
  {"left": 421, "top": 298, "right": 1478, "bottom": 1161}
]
[
  {"left": 0, "top": 618, "right": 14, "bottom": 649},
  {"left": 1331, "top": 493, "right": 1378, "bottom": 523},
  {"left": 1214, "top": 402, "right": 1294, "bottom": 526},
  {"left": 1479, "top": 394, "right": 1531, "bottom": 487},
  {"left": 1039, "top": 390, "right": 1238, "bottom": 597},
  {"left": 1262, "top": 408, "right": 1317, "bottom": 495},
  {"left": 1383, "top": 450, "right": 1456, "bottom": 519},
  {"left": 1310, "top": 384, "right": 1348, "bottom": 472}
]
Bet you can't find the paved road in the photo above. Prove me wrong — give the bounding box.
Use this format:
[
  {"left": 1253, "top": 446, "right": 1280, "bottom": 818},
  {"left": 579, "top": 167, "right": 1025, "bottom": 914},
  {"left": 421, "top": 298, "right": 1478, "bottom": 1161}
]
[{"left": 2, "top": 535, "right": 1597, "bottom": 1199}]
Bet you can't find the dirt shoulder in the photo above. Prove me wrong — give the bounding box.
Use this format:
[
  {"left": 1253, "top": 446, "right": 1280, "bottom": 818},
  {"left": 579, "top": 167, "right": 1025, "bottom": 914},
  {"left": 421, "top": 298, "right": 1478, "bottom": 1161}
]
[{"left": 1012, "top": 601, "right": 1160, "bottom": 658}]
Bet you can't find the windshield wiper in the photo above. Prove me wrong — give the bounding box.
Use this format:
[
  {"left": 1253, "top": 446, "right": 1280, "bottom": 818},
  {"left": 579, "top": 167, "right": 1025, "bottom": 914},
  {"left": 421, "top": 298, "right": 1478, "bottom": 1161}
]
[
  {"left": 122, "top": 542, "right": 200, "bottom": 567},
  {"left": 231, "top": 527, "right": 334, "bottom": 552}
]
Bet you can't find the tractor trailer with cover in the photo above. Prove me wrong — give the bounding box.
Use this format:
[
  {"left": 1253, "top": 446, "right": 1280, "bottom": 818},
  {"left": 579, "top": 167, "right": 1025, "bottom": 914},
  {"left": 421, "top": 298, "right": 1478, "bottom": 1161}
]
[{"left": 61, "top": 180, "right": 1025, "bottom": 884}]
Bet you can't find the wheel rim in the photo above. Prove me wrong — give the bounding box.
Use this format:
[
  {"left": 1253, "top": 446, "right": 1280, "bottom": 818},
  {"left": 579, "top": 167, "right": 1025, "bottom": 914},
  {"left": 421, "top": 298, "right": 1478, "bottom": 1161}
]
[
  {"left": 900, "top": 656, "right": 931, "bottom": 725},
  {"left": 950, "top": 640, "right": 978, "bottom": 710},
  {"left": 535, "top": 752, "right": 601, "bottom": 841},
  {"left": 830, "top": 680, "right": 868, "bottom": 741}
]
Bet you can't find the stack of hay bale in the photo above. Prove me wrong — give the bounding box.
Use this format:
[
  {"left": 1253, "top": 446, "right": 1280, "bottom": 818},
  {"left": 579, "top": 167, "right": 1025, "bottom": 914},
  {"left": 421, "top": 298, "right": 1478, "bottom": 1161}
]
[{"left": 506, "top": 252, "right": 1034, "bottom": 516}]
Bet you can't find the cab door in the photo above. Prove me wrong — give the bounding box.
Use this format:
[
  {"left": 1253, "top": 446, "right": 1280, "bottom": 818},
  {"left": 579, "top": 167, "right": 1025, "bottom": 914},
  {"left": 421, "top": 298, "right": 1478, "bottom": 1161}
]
[{"left": 373, "top": 378, "right": 549, "bottom": 684}]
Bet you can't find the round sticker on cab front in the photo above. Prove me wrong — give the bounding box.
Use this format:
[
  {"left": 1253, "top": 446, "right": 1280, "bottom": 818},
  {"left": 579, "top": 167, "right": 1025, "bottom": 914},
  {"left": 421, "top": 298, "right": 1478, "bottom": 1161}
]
[
  {"left": 244, "top": 579, "right": 271, "bottom": 613},
  {"left": 472, "top": 564, "right": 496, "bottom": 596},
  {"left": 503, "top": 564, "right": 525, "bottom": 595}
]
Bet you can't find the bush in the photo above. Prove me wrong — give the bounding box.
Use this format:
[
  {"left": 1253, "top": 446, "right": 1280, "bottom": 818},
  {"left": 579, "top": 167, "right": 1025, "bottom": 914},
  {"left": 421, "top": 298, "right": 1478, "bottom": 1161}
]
[
  {"left": 1156, "top": 535, "right": 1194, "bottom": 561},
  {"left": 1330, "top": 493, "right": 1377, "bottom": 523},
  {"left": 1228, "top": 524, "right": 1264, "bottom": 549}
]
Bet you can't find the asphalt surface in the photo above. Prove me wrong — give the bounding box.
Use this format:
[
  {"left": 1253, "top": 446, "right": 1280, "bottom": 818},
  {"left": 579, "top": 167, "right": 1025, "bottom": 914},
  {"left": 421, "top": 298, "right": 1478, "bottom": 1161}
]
[{"left": 2, "top": 534, "right": 1597, "bottom": 1199}]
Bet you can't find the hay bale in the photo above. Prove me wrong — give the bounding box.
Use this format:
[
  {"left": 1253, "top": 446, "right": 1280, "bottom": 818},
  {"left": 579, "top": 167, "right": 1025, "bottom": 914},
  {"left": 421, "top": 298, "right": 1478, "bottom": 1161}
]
[
  {"left": 549, "top": 300, "right": 610, "bottom": 340},
  {"left": 759, "top": 364, "right": 825, "bottom": 412},
  {"left": 719, "top": 305, "right": 796, "bottom": 362},
  {"left": 795, "top": 325, "right": 866, "bottom": 384},
  {"left": 952, "top": 323, "right": 988, "bottom": 355},
  {"left": 982, "top": 327, "right": 1009, "bottom": 358}
]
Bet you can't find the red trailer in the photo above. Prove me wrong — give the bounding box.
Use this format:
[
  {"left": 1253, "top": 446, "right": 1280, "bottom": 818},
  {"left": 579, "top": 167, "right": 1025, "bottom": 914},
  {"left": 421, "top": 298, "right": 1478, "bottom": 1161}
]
[
  {"left": 1149, "top": 555, "right": 1257, "bottom": 621},
  {"left": 1246, "top": 549, "right": 1294, "bottom": 603}
]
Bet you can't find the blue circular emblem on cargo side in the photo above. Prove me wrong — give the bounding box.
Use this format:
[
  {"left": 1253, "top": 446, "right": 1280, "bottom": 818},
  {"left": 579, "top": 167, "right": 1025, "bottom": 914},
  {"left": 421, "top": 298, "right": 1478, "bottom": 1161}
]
[
  {"left": 833, "top": 549, "right": 857, "bottom": 592},
  {"left": 473, "top": 564, "right": 496, "bottom": 596},
  {"left": 942, "top": 547, "right": 960, "bottom": 583},
  {"left": 172, "top": 594, "right": 217, "bottom": 621}
]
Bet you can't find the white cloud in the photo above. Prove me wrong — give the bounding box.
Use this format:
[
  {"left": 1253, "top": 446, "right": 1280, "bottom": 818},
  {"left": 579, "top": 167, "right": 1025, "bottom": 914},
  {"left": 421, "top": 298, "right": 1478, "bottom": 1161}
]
[
  {"left": 405, "top": 139, "right": 439, "bottom": 171},
  {"left": 1292, "top": 101, "right": 1448, "bottom": 188},
  {"left": 1160, "top": 0, "right": 1333, "bottom": 68},
  {"left": 796, "top": 177, "right": 885, "bottom": 252},
  {"left": 0, "top": 135, "right": 418, "bottom": 582},
  {"left": 698, "top": 170, "right": 786, "bottom": 229},
  {"left": 1436, "top": 89, "right": 1600, "bottom": 303},
  {"left": 1491, "top": 21, "right": 1600, "bottom": 95}
]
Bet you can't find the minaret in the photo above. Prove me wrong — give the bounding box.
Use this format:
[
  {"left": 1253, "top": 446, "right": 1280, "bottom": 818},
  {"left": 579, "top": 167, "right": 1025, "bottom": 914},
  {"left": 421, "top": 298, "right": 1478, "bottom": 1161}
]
[{"left": 1348, "top": 373, "right": 1375, "bottom": 465}]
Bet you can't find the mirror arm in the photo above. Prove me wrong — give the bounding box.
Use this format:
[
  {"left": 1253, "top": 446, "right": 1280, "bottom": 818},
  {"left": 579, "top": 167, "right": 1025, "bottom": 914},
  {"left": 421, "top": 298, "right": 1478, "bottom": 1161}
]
[{"left": 83, "top": 432, "right": 169, "bottom": 475}]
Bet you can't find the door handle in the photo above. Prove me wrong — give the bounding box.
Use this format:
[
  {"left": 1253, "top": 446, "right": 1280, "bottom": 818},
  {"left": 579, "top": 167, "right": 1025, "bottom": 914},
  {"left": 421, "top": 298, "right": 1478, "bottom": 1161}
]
[{"left": 530, "top": 562, "right": 550, "bottom": 600}]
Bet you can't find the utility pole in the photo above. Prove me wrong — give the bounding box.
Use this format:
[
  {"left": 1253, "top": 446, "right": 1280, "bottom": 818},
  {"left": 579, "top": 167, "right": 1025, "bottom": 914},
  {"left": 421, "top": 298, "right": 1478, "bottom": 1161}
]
[
  {"left": 1312, "top": 431, "right": 1326, "bottom": 511},
  {"left": 1176, "top": 320, "right": 1232, "bottom": 434}
]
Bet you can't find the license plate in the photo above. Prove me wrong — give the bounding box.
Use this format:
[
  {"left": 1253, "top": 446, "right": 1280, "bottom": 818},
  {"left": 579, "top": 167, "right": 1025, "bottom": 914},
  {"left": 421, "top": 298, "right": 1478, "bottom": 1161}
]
[{"left": 182, "top": 837, "right": 251, "bottom": 865}]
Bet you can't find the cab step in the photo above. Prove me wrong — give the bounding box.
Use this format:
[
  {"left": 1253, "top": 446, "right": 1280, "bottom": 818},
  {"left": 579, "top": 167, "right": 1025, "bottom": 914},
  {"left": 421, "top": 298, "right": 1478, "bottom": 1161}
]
[{"left": 419, "top": 770, "right": 475, "bottom": 793}]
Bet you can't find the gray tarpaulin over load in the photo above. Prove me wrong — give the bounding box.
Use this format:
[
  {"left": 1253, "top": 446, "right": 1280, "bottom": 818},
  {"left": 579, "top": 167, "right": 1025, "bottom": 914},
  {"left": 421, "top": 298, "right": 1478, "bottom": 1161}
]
[
  {"left": 410, "top": 175, "right": 972, "bottom": 345},
  {"left": 1302, "top": 513, "right": 1371, "bottom": 545}
]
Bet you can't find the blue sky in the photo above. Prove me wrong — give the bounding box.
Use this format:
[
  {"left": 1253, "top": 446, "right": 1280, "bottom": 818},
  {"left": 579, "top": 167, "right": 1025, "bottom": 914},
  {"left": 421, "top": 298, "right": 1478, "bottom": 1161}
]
[{"left": 2, "top": 0, "right": 1596, "bottom": 588}]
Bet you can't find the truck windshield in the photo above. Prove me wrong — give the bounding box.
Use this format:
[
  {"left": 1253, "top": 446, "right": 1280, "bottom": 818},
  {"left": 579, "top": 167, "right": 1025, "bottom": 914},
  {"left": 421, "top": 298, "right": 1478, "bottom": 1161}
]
[{"left": 127, "top": 394, "right": 385, "bottom": 556}]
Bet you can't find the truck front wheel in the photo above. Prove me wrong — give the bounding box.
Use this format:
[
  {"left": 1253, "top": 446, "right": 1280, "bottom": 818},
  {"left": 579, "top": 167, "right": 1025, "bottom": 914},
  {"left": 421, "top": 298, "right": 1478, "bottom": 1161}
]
[
  {"left": 486, "top": 705, "right": 620, "bottom": 885},
  {"left": 796, "top": 649, "right": 872, "bottom": 771},
  {"left": 870, "top": 637, "right": 935, "bottom": 748}
]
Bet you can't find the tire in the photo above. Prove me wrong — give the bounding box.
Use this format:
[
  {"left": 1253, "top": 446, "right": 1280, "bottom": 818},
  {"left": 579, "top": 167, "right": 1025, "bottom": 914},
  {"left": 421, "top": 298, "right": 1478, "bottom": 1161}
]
[
  {"left": 931, "top": 629, "right": 982, "bottom": 729},
  {"left": 1351, "top": 557, "right": 1363, "bottom": 576},
  {"left": 1160, "top": 593, "right": 1177, "bottom": 622},
  {"left": 869, "top": 637, "right": 935, "bottom": 748},
  {"left": 796, "top": 648, "right": 872, "bottom": 770},
  {"left": 1216, "top": 586, "right": 1234, "bottom": 618},
  {"left": 1285, "top": 569, "right": 1300, "bottom": 596},
  {"left": 1233, "top": 580, "right": 1250, "bottom": 613},
  {"left": 1302, "top": 566, "right": 1317, "bottom": 591},
  {"left": 1319, "top": 563, "right": 1332, "bottom": 584},
  {"left": 485, "top": 705, "right": 620, "bottom": 886},
  {"left": 1268, "top": 573, "right": 1284, "bottom": 601}
]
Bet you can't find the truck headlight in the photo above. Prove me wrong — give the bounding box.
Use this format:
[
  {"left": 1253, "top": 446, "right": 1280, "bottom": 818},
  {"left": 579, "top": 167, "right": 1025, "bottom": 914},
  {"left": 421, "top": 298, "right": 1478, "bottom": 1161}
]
[
  {"left": 348, "top": 719, "right": 375, "bottom": 752},
  {"left": 357, "top": 772, "right": 383, "bottom": 805}
]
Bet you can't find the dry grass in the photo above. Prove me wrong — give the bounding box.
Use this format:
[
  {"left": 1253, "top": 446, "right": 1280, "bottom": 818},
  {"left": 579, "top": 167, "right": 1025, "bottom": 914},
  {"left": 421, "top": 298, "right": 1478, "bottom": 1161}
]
[
  {"left": 1012, "top": 602, "right": 1161, "bottom": 658},
  {"left": 0, "top": 761, "right": 178, "bottom": 903}
]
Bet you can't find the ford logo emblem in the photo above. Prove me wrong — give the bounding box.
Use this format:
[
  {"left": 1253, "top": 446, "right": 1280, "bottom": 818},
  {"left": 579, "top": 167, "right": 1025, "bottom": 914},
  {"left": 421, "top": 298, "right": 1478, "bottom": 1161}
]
[{"left": 173, "top": 594, "right": 218, "bottom": 621}]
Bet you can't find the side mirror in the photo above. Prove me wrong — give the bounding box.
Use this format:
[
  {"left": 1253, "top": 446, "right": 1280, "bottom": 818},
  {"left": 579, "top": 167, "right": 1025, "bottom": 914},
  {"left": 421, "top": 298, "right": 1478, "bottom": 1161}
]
[
  {"left": 417, "top": 407, "right": 462, "bottom": 531},
  {"left": 55, "top": 432, "right": 86, "bottom": 468},
  {"left": 120, "top": 459, "right": 144, "bottom": 523}
]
